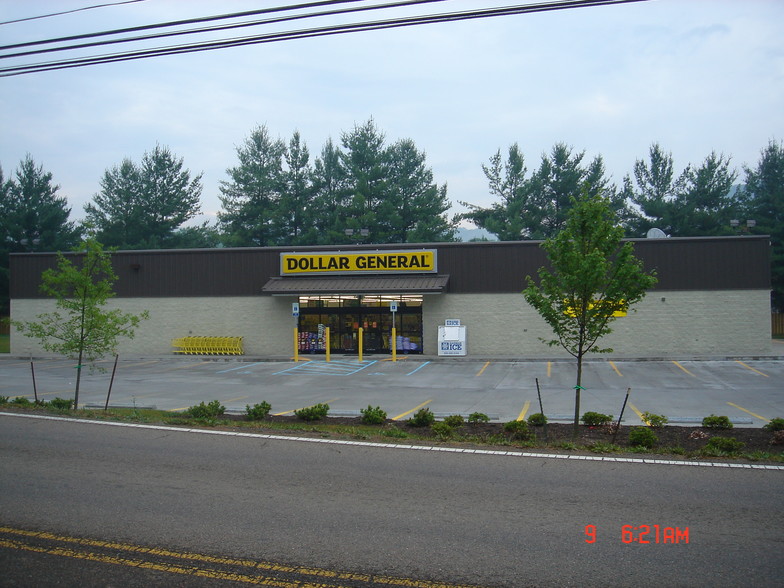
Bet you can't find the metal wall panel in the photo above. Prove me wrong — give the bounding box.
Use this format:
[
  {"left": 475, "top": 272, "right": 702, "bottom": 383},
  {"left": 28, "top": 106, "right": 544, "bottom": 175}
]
[{"left": 9, "top": 236, "right": 770, "bottom": 299}]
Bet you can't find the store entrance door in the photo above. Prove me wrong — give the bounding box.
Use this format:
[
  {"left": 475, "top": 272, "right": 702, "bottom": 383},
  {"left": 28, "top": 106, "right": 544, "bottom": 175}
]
[{"left": 297, "top": 295, "right": 423, "bottom": 355}]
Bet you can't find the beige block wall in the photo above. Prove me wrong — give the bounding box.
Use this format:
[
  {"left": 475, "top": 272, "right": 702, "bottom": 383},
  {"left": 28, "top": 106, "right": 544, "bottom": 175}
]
[
  {"left": 10, "top": 296, "right": 298, "bottom": 357},
  {"left": 423, "top": 290, "right": 772, "bottom": 358},
  {"left": 11, "top": 290, "right": 771, "bottom": 358}
]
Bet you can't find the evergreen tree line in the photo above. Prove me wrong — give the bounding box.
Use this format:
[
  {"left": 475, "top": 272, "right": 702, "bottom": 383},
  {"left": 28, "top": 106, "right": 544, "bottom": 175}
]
[{"left": 1, "top": 125, "right": 782, "bottom": 313}]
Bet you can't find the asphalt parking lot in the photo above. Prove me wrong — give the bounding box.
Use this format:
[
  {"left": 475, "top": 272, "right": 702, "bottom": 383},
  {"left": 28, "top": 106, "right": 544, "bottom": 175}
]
[{"left": 1, "top": 353, "right": 782, "bottom": 426}]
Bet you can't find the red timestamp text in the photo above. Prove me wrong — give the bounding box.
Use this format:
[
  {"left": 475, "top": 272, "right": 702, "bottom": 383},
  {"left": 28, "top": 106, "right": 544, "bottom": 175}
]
[{"left": 584, "top": 525, "right": 689, "bottom": 544}]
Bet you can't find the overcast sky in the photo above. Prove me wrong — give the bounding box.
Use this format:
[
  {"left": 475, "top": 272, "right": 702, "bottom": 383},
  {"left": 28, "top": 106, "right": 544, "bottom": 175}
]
[{"left": 1, "top": 0, "right": 782, "bottom": 230}]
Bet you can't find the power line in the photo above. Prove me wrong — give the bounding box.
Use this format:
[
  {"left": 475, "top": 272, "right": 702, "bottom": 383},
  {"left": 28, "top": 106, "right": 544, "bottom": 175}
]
[
  {"left": 0, "top": 0, "right": 148, "bottom": 26},
  {"left": 0, "top": 0, "right": 449, "bottom": 60},
  {"left": 0, "top": 0, "right": 373, "bottom": 50},
  {"left": 0, "top": 0, "right": 649, "bottom": 77}
]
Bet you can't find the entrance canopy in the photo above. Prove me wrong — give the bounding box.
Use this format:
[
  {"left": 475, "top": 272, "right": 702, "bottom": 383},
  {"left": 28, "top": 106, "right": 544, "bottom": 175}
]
[{"left": 261, "top": 274, "right": 449, "bottom": 295}]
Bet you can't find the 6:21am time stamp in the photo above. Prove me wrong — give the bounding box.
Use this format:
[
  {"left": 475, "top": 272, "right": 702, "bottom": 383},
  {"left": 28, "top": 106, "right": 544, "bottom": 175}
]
[{"left": 585, "top": 525, "right": 689, "bottom": 544}]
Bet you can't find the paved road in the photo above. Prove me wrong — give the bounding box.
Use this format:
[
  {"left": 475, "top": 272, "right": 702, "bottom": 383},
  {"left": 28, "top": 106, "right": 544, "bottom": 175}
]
[
  {"left": 1, "top": 356, "right": 782, "bottom": 425},
  {"left": 1, "top": 414, "right": 782, "bottom": 587}
]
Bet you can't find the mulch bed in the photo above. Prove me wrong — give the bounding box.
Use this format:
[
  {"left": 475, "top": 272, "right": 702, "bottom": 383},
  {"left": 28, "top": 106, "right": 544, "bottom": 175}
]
[{"left": 215, "top": 414, "right": 783, "bottom": 462}]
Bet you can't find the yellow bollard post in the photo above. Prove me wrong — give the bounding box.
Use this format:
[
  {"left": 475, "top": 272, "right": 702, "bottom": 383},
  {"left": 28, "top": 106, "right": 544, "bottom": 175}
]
[
  {"left": 358, "top": 327, "right": 363, "bottom": 363},
  {"left": 391, "top": 327, "right": 397, "bottom": 362},
  {"left": 294, "top": 327, "right": 299, "bottom": 362},
  {"left": 325, "top": 327, "right": 330, "bottom": 362}
]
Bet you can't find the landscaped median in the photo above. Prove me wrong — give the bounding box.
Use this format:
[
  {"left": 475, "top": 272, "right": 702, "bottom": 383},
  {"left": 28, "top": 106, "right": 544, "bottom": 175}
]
[{"left": 2, "top": 396, "right": 783, "bottom": 465}]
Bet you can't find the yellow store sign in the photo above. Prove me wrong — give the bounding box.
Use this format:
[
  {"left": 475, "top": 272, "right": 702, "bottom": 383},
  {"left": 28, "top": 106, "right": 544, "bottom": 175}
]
[{"left": 281, "top": 250, "right": 437, "bottom": 275}]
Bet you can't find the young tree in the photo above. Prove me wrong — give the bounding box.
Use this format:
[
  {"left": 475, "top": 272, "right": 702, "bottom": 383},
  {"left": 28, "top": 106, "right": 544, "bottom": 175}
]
[
  {"left": 523, "top": 192, "right": 657, "bottom": 438},
  {"left": 11, "top": 239, "right": 149, "bottom": 409},
  {"left": 85, "top": 146, "right": 202, "bottom": 248},
  {"left": 742, "top": 139, "right": 784, "bottom": 310}
]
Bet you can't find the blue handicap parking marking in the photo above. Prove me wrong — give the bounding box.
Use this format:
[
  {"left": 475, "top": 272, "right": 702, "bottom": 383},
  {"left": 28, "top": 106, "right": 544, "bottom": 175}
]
[{"left": 274, "top": 360, "right": 378, "bottom": 376}]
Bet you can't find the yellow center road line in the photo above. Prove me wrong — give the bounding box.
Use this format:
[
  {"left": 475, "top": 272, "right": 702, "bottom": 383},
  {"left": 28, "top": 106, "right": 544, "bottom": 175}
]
[
  {"left": 672, "top": 361, "right": 696, "bottom": 377},
  {"left": 391, "top": 399, "right": 433, "bottom": 421},
  {"left": 0, "top": 526, "right": 480, "bottom": 588},
  {"left": 516, "top": 400, "right": 531, "bottom": 421},
  {"left": 735, "top": 360, "right": 769, "bottom": 377},
  {"left": 475, "top": 361, "right": 491, "bottom": 377},
  {"left": 608, "top": 361, "right": 623, "bottom": 377},
  {"left": 273, "top": 397, "right": 339, "bottom": 416},
  {"left": 726, "top": 402, "right": 770, "bottom": 423},
  {"left": 221, "top": 396, "right": 249, "bottom": 404},
  {"left": 627, "top": 403, "right": 645, "bottom": 422}
]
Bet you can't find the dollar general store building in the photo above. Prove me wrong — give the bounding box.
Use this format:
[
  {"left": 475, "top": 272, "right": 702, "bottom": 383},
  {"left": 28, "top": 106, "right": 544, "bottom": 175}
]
[{"left": 9, "top": 236, "right": 772, "bottom": 358}]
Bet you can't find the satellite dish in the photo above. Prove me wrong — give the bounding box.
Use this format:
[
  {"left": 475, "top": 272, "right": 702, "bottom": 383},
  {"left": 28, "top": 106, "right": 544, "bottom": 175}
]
[{"left": 646, "top": 228, "right": 667, "bottom": 239}]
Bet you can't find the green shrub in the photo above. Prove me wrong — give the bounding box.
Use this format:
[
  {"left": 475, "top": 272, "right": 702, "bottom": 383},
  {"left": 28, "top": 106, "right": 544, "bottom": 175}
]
[
  {"left": 503, "top": 419, "right": 532, "bottom": 440},
  {"left": 0, "top": 396, "right": 9, "bottom": 405},
  {"left": 431, "top": 421, "right": 454, "bottom": 440},
  {"left": 10, "top": 397, "right": 33, "bottom": 406},
  {"left": 641, "top": 412, "right": 668, "bottom": 427},
  {"left": 587, "top": 441, "right": 621, "bottom": 453},
  {"left": 628, "top": 427, "right": 658, "bottom": 448},
  {"left": 381, "top": 426, "right": 409, "bottom": 439},
  {"left": 702, "top": 414, "right": 733, "bottom": 429},
  {"left": 187, "top": 400, "right": 225, "bottom": 419},
  {"left": 246, "top": 401, "right": 272, "bottom": 421},
  {"left": 443, "top": 414, "right": 465, "bottom": 427},
  {"left": 360, "top": 405, "right": 387, "bottom": 425},
  {"left": 407, "top": 407, "right": 435, "bottom": 427},
  {"left": 294, "top": 403, "right": 329, "bottom": 421},
  {"left": 48, "top": 397, "right": 74, "bottom": 411},
  {"left": 763, "top": 418, "right": 784, "bottom": 432},
  {"left": 581, "top": 411, "right": 613, "bottom": 426},
  {"left": 705, "top": 436, "right": 745, "bottom": 453},
  {"left": 467, "top": 412, "right": 490, "bottom": 424},
  {"left": 527, "top": 413, "right": 548, "bottom": 426}
]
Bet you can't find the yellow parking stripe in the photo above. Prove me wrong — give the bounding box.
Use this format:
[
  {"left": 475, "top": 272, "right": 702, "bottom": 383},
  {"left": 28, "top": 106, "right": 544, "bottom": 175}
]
[
  {"left": 121, "top": 360, "right": 160, "bottom": 368},
  {"left": 516, "top": 400, "right": 531, "bottom": 421},
  {"left": 547, "top": 361, "right": 552, "bottom": 378},
  {"left": 727, "top": 402, "right": 770, "bottom": 423},
  {"left": 672, "top": 361, "right": 695, "bottom": 377},
  {"left": 627, "top": 403, "right": 645, "bottom": 422},
  {"left": 608, "top": 361, "right": 623, "bottom": 377},
  {"left": 171, "top": 361, "right": 213, "bottom": 370},
  {"left": 735, "top": 361, "right": 769, "bottom": 377},
  {"left": 475, "top": 361, "right": 490, "bottom": 377},
  {"left": 392, "top": 399, "right": 433, "bottom": 421}
]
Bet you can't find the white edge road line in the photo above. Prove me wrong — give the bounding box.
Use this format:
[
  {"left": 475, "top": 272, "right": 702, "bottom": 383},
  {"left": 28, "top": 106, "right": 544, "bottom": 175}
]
[{"left": 2, "top": 412, "right": 783, "bottom": 471}]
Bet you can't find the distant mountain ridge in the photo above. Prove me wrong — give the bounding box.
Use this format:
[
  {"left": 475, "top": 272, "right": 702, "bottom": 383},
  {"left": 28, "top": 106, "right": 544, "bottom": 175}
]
[{"left": 454, "top": 227, "right": 498, "bottom": 242}]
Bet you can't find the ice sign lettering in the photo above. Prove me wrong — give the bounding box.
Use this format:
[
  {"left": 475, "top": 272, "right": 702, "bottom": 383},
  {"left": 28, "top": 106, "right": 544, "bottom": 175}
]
[{"left": 441, "top": 342, "right": 463, "bottom": 351}]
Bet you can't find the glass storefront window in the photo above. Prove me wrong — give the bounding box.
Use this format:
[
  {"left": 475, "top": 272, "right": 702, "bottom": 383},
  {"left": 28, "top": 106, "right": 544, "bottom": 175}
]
[{"left": 296, "top": 295, "right": 423, "bottom": 354}]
